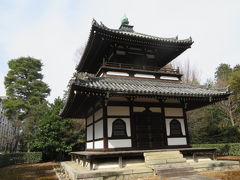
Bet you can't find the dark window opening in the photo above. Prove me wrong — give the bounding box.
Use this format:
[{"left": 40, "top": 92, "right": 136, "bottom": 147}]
[
  {"left": 170, "top": 119, "right": 183, "bottom": 137},
  {"left": 111, "top": 119, "right": 128, "bottom": 138}
]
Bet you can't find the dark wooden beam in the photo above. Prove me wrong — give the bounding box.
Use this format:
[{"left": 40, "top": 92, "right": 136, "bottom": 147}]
[{"left": 102, "top": 98, "right": 108, "bottom": 150}]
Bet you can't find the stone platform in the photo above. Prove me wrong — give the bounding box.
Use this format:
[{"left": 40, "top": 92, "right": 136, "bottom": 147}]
[
  {"left": 62, "top": 149, "right": 239, "bottom": 180},
  {"left": 61, "top": 161, "right": 153, "bottom": 180}
]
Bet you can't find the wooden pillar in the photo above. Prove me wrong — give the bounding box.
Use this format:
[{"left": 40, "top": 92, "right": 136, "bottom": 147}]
[
  {"left": 193, "top": 153, "right": 198, "bottom": 162},
  {"left": 83, "top": 156, "right": 86, "bottom": 167},
  {"left": 92, "top": 107, "right": 95, "bottom": 150},
  {"left": 102, "top": 97, "right": 108, "bottom": 150},
  {"left": 182, "top": 103, "right": 191, "bottom": 146},
  {"left": 89, "top": 160, "right": 93, "bottom": 170},
  {"left": 119, "top": 156, "right": 123, "bottom": 168},
  {"left": 129, "top": 97, "right": 136, "bottom": 149},
  {"left": 159, "top": 99, "right": 168, "bottom": 147}
]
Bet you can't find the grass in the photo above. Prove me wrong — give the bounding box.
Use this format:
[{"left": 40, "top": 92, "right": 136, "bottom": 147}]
[{"left": 0, "top": 162, "right": 58, "bottom": 180}]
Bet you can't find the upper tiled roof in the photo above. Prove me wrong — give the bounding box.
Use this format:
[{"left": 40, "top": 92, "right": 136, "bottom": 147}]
[
  {"left": 74, "top": 76, "right": 229, "bottom": 98},
  {"left": 92, "top": 19, "right": 193, "bottom": 45}
]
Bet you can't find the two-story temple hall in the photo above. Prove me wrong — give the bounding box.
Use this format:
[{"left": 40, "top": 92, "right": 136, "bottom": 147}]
[{"left": 59, "top": 18, "right": 239, "bottom": 179}]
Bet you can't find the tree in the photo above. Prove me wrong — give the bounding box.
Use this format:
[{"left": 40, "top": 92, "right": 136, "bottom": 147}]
[
  {"left": 230, "top": 70, "right": 240, "bottom": 127},
  {"left": 171, "top": 59, "right": 200, "bottom": 85},
  {"left": 213, "top": 63, "right": 240, "bottom": 127},
  {"left": 188, "top": 63, "right": 240, "bottom": 143},
  {"left": 215, "top": 63, "right": 232, "bottom": 86},
  {"left": 28, "top": 97, "right": 85, "bottom": 160},
  {"left": 3, "top": 57, "right": 50, "bottom": 151}
]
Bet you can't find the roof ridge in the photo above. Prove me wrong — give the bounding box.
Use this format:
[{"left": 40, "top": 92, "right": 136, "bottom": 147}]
[{"left": 92, "top": 19, "right": 193, "bottom": 44}]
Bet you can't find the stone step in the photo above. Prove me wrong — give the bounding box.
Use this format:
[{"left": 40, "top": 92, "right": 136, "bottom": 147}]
[
  {"left": 189, "top": 160, "right": 239, "bottom": 169},
  {"left": 144, "top": 151, "right": 181, "bottom": 157},
  {"left": 145, "top": 159, "right": 167, "bottom": 165},
  {"left": 190, "top": 161, "right": 239, "bottom": 172},
  {"left": 153, "top": 160, "right": 239, "bottom": 172},
  {"left": 153, "top": 162, "right": 190, "bottom": 169},
  {"left": 155, "top": 167, "right": 196, "bottom": 178},
  {"left": 166, "top": 157, "right": 186, "bottom": 163},
  {"left": 145, "top": 158, "right": 187, "bottom": 168},
  {"left": 145, "top": 154, "right": 183, "bottom": 160}
]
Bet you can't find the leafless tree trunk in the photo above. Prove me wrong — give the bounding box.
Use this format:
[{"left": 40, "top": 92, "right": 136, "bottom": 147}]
[
  {"left": 218, "top": 96, "right": 238, "bottom": 126},
  {"left": 171, "top": 59, "right": 200, "bottom": 85}
]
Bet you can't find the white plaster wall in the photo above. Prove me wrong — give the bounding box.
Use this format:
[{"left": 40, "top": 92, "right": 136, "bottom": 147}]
[
  {"left": 149, "top": 107, "right": 161, "bottom": 112},
  {"left": 133, "top": 107, "right": 161, "bottom": 112},
  {"left": 86, "top": 115, "right": 93, "bottom": 125},
  {"left": 95, "top": 108, "right": 103, "bottom": 121},
  {"left": 86, "top": 142, "right": 93, "bottom": 149},
  {"left": 165, "top": 108, "right": 183, "bottom": 117},
  {"left": 167, "top": 137, "right": 187, "bottom": 145},
  {"left": 107, "top": 106, "right": 129, "bottom": 116},
  {"left": 87, "top": 125, "right": 93, "bottom": 141},
  {"left": 133, "top": 107, "right": 145, "bottom": 112},
  {"left": 108, "top": 118, "right": 131, "bottom": 137},
  {"left": 108, "top": 139, "right": 132, "bottom": 148},
  {"left": 94, "top": 120, "right": 103, "bottom": 139},
  {"left": 94, "top": 140, "right": 104, "bottom": 149},
  {"left": 165, "top": 118, "right": 186, "bottom": 136},
  {"left": 160, "top": 76, "right": 179, "bottom": 81}
]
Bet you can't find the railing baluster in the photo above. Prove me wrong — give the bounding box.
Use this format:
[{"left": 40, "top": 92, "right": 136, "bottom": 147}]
[{"left": 103, "top": 61, "right": 179, "bottom": 74}]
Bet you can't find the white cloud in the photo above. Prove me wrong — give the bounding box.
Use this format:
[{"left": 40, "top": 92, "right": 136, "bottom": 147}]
[{"left": 1, "top": 1, "right": 87, "bottom": 102}]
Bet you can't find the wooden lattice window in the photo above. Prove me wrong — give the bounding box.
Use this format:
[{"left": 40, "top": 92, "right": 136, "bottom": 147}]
[
  {"left": 111, "top": 119, "right": 128, "bottom": 138},
  {"left": 170, "top": 119, "right": 183, "bottom": 136}
]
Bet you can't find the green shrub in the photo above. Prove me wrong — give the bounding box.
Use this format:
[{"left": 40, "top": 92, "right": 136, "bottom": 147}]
[
  {"left": 0, "top": 152, "right": 42, "bottom": 167},
  {"left": 193, "top": 143, "right": 240, "bottom": 156}
]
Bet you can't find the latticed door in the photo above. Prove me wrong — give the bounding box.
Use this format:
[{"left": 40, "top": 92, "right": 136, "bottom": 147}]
[{"left": 133, "top": 110, "right": 165, "bottom": 149}]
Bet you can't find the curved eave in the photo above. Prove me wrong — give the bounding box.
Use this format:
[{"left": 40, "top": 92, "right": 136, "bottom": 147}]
[
  {"left": 92, "top": 19, "right": 193, "bottom": 46},
  {"left": 60, "top": 82, "right": 230, "bottom": 118},
  {"left": 76, "top": 20, "right": 193, "bottom": 72}
]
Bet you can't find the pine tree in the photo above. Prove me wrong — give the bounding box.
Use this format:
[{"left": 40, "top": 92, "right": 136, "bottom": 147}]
[{"left": 3, "top": 57, "right": 50, "bottom": 151}]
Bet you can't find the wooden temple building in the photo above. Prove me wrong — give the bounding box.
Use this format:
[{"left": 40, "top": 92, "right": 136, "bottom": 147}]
[{"left": 60, "top": 18, "right": 230, "bottom": 152}]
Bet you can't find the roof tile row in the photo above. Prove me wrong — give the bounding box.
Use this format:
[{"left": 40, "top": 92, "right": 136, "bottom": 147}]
[{"left": 74, "top": 76, "right": 229, "bottom": 97}]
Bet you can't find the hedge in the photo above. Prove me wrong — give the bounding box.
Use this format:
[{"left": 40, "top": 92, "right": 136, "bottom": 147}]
[
  {"left": 0, "top": 152, "right": 42, "bottom": 167},
  {"left": 193, "top": 143, "right": 240, "bottom": 156}
]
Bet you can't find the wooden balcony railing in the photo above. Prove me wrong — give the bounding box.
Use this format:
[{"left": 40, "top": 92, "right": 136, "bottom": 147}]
[{"left": 102, "top": 62, "right": 180, "bottom": 74}]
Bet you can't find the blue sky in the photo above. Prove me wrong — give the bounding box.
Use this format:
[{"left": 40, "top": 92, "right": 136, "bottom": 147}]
[{"left": 1, "top": 0, "right": 240, "bottom": 102}]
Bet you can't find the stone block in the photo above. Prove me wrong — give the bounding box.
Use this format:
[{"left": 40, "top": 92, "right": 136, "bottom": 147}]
[
  {"left": 166, "top": 158, "right": 186, "bottom": 163},
  {"left": 145, "top": 159, "right": 167, "bottom": 165},
  {"left": 145, "top": 154, "right": 183, "bottom": 161}
]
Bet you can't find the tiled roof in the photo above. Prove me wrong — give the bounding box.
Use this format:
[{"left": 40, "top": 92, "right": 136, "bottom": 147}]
[
  {"left": 74, "top": 76, "right": 229, "bottom": 98},
  {"left": 92, "top": 19, "right": 193, "bottom": 45}
]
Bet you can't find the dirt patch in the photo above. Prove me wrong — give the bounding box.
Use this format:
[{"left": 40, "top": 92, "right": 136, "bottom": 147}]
[
  {"left": 199, "top": 170, "right": 240, "bottom": 180},
  {"left": 217, "top": 156, "right": 240, "bottom": 161},
  {"left": 0, "top": 162, "right": 58, "bottom": 180}
]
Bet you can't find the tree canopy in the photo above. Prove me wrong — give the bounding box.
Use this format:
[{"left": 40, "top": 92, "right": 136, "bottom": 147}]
[
  {"left": 3, "top": 57, "right": 50, "bottom": 151},
  {"left": 3, "top": 57, "right": 50, "bottom": 121},
  {"left": 27, "top": 97, "right": 85, "bottom": 160},
  {"left": 189, "top": 63, "right": 240, "bottom": 144}
]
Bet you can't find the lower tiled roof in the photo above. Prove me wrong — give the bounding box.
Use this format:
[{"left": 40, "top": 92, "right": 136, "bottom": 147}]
[{"left": 74, "top": 76, "right": 229, "bottom": 97}]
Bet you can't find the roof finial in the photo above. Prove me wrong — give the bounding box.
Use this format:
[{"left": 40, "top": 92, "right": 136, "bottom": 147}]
[
  {"left": 121, "top": 14, "right": 129, "bottom": 25},
  {"left": 119, "top": 15, "right": 134, "bottom": 32}
]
